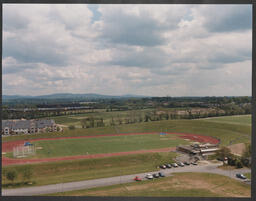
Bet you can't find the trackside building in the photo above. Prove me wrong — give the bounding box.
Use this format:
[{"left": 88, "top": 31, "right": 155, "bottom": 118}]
[{"left": 176, "top": 143, "right": 219, "bottom": 156}]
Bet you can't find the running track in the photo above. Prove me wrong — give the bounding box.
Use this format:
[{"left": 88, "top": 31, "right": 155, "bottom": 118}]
[{"left": 2, "top": 132, "right": 219, "bottom": 166}]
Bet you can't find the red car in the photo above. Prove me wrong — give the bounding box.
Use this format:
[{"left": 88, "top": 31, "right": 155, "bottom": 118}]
[{"left": 134, "top": 176, "right": 142, "bottom": 181}]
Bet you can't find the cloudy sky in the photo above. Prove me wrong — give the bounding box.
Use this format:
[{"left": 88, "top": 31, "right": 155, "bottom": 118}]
[{"left": 3, "top": 4, "right": 252, "bottom": 97}]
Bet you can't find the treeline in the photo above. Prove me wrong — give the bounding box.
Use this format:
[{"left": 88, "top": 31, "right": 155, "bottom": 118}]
[
  {"left": 66, "top": 107, "right": 251, "bottom": 130},
  {"left": 2, "top": 108, "right": 96, "bottom": 120},
  {"left": 3, "top": 96, "right": 251, "bottom": 120},
  {"left": 215, "top": 144, "right": 251, "bottom": 169}
]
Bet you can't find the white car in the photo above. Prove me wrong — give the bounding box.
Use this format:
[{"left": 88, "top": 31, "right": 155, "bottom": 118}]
[{"left": 145, "top": 173, "right": 153, "bottom": 179}]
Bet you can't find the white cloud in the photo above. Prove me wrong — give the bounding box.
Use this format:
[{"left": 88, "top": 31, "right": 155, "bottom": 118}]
[{"left": 2, "top": 4, "right": 252, "bottom": 96}]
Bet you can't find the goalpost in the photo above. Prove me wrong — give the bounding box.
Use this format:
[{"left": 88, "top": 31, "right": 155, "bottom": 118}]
[{"left": 13, "top": 144, "right": 36, "bottom": 158}]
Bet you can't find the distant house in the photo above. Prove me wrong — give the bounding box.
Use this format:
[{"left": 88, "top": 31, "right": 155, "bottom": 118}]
[{"left": 2, "top": 119, "right": 58, "bottom": 135}]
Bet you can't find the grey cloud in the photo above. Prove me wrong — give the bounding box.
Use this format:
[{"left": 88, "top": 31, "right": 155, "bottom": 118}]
[
  {"left": 202, "top": 5, "right": 252, "bottom": 33},
  {"left": 100, "top": 11, "right": 167, "bottom": 47},
  {"left": 3, "top": 37, "right": 68, "bottom": 66},
  {"left": 151, "top": 66, "right": 191, "bottom": 76},
  {"left": 3, "top": 62, "right": 34, "bottom": 74},
  {"left": 118, "top": 73, "right": 176, "bottom": 88},
  {"left": 109, "top": 47, "right": 169, "bottom": 68},
  {"left": 208, "top": 51, "right": 251, "bottom": 64},
  {"left": 3, "top": 8, "right": 29, "bottom": 31}
]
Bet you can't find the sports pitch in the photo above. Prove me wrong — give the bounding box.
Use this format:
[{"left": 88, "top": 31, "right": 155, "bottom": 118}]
[{"left": 11, "top": 134, "right": 188, "bottom": 158}]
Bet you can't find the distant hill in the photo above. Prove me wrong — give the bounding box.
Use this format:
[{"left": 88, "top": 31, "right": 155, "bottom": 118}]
[{"left": 3, "top": 93, "right": 148, "bottom": 101}]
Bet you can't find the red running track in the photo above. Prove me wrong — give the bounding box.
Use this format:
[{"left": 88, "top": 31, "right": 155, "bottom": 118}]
[{"left": 2, "top": 132, "right": 219, "bottom": 166}]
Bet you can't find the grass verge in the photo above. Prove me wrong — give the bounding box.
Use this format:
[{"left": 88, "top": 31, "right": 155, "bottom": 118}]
[
  {"left": 46, "top": 172, "right": 250, "bottom": 197},
  {"left": 2, "top": 152, "right": 176, "bottom": 188}
]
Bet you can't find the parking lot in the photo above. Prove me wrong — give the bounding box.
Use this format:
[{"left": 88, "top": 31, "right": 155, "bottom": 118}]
[{"left": 136, "top": 160, "right": 251, "bottom": 184}]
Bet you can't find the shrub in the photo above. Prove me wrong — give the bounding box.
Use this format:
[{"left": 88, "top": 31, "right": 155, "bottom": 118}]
[
  {"left": 68, "top": 125, "right": 75, "bottom": 130},
  {"left": 236, "top": 160, "right": 243, "bottom": 169},
  {"left": 6, "top": 170, "right": 17, "bottom": 183},
  {"left": 241, "top": 157, "right": 250, "bottom": 167},
  {"left": 22, "top": 167, "right": 33, "bottom": 183}
]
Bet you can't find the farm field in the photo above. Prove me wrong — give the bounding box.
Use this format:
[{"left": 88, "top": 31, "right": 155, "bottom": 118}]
[
  {"left": 6, "top": 134, "right": 187, "bottom": 158},
  {"left": 52, "top": 107, "right": 204, "bottom": 128},
  {"left": 52, "top": 108, "right": 155, "bottom": 128},
  {"left": 47, "top": 172, "right": 250, "bottom": 197}
]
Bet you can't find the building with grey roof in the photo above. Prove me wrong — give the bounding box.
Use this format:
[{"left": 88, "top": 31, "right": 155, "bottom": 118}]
[{"left": 2, "top": 119, "right": 58, "bottom": 135}]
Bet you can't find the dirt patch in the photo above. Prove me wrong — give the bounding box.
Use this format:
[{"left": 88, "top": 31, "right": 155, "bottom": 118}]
[
  {"left": 218, "top": 165, "right": 237, "bottom": 170},
  {"left": 228, "top": 143, "right": 246, "bottom": 156}
]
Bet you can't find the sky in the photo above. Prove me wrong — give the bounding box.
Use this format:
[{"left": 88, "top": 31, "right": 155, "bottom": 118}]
[{"left": 2, "top": 4, "right": 252, "bottom": 97}]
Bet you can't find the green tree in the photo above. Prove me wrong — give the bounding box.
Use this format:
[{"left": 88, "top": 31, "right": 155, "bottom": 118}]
[
  {"left": 6, "top": 170, "right": 17, "bottom": 184},
  {"left": 22, "top": 167, "right": 33, "bottom": 184},
  {"left": 2, "top": 169, "right": 7, "bottom": 183},
  {"left": 215, "top": 146, "right": 232, "bottom": 165},
  {"left": 80, "top": 118, "right": 87, "bottom": 128},
  {"left": 68, "top": 125, "right": 75, "bottom": 130},
  {"left": 236, "top": 160, "right": 243, "bottom": 169},
  {"left": 242, "top": 143, "right": 251, "bottom": 158}
]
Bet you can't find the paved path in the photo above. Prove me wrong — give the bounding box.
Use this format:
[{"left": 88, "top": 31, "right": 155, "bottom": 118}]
[{"left": 2, "top": 161, "right": 251, "bottom": 196}]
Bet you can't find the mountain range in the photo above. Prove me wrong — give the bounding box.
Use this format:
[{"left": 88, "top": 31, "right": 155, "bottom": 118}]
[{"left": 3, "top": 93, "right": 148, "bottom": 100}]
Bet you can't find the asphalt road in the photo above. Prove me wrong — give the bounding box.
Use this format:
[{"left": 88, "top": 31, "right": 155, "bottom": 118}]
[{"left": 2, "top": 161, "right": 251, "bottom": 196}]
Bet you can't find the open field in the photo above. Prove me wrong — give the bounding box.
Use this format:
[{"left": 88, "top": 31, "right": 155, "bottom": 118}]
[
  {"left": 51, "top": 107, "right": 214, "bottom": 128},
  {"left": 2, "top": 152, "right": 176, "bottom": 188},
  {"left": 52, "top": 108, "right": 155, "bottom": 128},
  {"left": 6, "top": 134, "right": 187, "bottom": 159},
  {"left": 199, "top": 115, "right": 251, "bottom": 126},
  {"left": 2, "top": 115, "right": 251, "bottom": 146},
  {"left": 46, "top": 172, "right": 250, "bottom": 197}
]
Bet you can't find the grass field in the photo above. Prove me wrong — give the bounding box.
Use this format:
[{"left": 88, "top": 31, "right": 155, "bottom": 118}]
[
  {"left": 6, "top": 134, "right": 187, "bottom": 158},
  {"left": 52, "top": 108, "right": 155, "bottom": 128},
  {"left": 2, "top": 152, "right": 176, "bottom": 188},
  {"left": 1, "top": 115, "right": 252, "bottom": 192},
  {"left": 199, "top": 115, "right": 251, "bottom": 126},
  {"left": 46, "top": 172, "right": 251, "bottom": 197},
  {"left": 2, "top": 115, "right": 251, "bottom": 146}
]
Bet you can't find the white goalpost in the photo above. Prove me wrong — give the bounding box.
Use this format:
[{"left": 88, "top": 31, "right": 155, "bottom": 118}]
[{"left": 13, "top": 144, "right": 36, "bottom": 158}]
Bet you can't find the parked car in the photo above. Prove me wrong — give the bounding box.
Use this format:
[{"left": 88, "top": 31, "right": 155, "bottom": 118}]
[
  {"left": 172, "top": 163, "right": 178, "bottom": 167},
  {"left": 134, "top": 176, "right": 142, "bottom": 181},
  {"left": 184, "top": 162, "right": 190, "bottom": 165},
  {"left": 158, "top": 172, "right": 165, "bottom": 177},
  {"left": 153, "top": 173, "right": 159, "bottom": 178},
  {"left": 146, "top": 174, "right": 153, "bottom": 179},
  {"left": 191, "top": 162, "right": 198, "bottom": 165},
  {"left": 160, "top": 165, "right": 166, "bottom": 169},
  {"left": 165, "top": 164, "right": 172, "bottom": 168},
  {"left": 236, "top": 174, "right": 247, "bottom": 180},
  {"left": 177, "top": 162, "right": 185, "bottom": 167}
]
